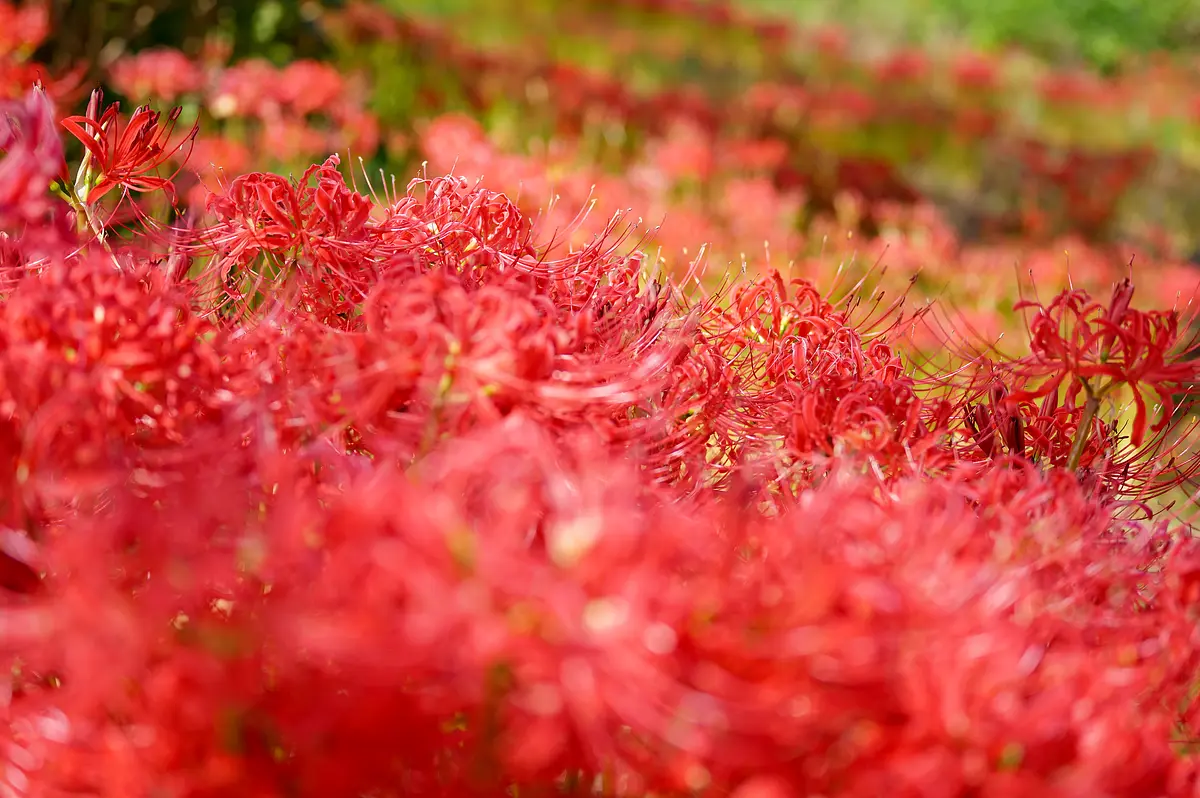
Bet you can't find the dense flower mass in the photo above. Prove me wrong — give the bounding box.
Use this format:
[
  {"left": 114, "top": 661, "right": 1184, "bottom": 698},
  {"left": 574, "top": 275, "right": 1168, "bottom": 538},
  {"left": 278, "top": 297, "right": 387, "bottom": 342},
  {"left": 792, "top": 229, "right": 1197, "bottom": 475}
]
[
  {"left": 4, "top": 0, "right": 1200, "bottom": 793},
  {"left": 0, "top": 76, "right": 1199, "bottom": 797}
]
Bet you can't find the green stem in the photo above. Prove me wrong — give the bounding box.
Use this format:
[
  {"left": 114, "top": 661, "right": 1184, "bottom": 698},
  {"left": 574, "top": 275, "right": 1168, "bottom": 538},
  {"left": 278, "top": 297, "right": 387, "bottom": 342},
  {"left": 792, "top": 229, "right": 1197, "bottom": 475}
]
[
  {"left": 59, "top": 179, "right": 120, "bottom": 268},
  {"left": 1067, "top": 384, "right": 1100, "bottom": 472}
]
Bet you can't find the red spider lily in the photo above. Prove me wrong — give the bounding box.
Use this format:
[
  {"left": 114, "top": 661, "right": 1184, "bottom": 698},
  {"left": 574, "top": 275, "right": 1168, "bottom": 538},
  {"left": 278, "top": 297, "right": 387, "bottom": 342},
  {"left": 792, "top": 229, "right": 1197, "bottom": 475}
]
[
  {"left": 0, "top": 86, "right": 63, "bottom": 225},
  {"left": 10, "top": 71, "right": 1200, "bottom": 796},
  {"left": 107, "top": 48, "right": 205, "bottom": 103},
  {"left": 959, "top": 376, "right": 1120, "bottom": 481},
  {"left": 962, "top": 383, "right": 1025, "bottom": 460},
  {"left": 0, "top": 0, "right": 49, "bottom": 57},
  {"left": 60, "top": 88, "right": 198, "bottom": 205},
  {"left": 1010, "top": 281, "right": 1200, "bottom": 447}
]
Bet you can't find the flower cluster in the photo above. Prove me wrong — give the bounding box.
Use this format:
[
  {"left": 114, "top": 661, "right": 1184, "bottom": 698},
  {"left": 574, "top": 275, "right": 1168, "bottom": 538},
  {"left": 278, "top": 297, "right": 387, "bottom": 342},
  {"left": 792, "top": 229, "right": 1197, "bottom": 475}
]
[
  {"left": 0, "top": 1, "right": 80, "bottom": 107},
  {"left": 50, "top": 0, "right": 1200, "bottom": 341},
  {"left": 105, "top": 46, "right": 379, "bottom": 201},
  {"left": 1, "top": 81, "right": 1200, "bottom": 798},
  {"left": 323, "top": 0, "right": 1200, "bottom": 249}
]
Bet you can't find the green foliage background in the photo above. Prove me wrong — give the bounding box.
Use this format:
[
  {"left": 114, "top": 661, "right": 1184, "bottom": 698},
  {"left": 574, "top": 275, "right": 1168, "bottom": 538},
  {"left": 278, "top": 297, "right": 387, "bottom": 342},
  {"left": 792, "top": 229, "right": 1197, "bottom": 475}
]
[
  {"left": 743, "top": 0, "right": 1200, "bottom": 73},
  {"left": 39, "top": 0, "right": 1199, "bottom": 76},
  {"left": 37, "top": 0, "right": 339, "bottom": 72}
]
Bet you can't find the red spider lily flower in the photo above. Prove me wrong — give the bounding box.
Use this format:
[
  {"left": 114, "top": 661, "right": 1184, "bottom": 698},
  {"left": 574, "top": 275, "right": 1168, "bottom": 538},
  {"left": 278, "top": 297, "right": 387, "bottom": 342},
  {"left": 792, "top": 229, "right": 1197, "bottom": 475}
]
[
  {"left": 1011, "top": 281, "right": 1200, "bottom": 447},
  {"left": 965, "top": 383, "right": 1024, "bottom": 459},
  {"left": 60, "top": 88, "right": 198, "bottom": 205},
  {"left": 13, "top": 97, "right": 1200, "bottom": 796},
  {"left": 0, "top": 253, "right": 232, "bottom": 502},
  {"left": 959, "top": 375, "right": 1114, "bottom": 472},
  {"left": 106, "top": 48, "right": 205, "bottom": 103},
  {"left": 0, "top": 86, "right": 63, "bottom": 226},
  {"left": 0, "top": 0, "right": 49, "bottom": 57}
]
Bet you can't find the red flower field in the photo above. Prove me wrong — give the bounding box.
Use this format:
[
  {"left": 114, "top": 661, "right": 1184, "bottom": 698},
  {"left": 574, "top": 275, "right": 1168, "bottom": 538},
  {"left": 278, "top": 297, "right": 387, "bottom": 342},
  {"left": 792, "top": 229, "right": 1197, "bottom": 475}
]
[{"left": 5, "top": 1, "right": 1200, "bottom": 796}]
